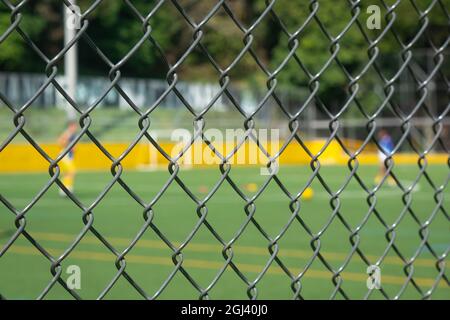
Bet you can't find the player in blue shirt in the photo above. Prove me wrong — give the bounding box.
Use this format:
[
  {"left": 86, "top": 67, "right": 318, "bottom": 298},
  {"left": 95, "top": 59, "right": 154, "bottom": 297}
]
[{"left": 375, "top": 129, "right": 395, "bottom": 186}]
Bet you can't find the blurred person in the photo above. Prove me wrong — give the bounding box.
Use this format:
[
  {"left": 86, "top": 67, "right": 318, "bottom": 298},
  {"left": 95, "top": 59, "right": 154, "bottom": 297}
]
[
  {"left": 375, "top": 129, "right": 395, "bottom": 186},
  {"left": 57, "top": 121, "right": 78, "bottom": 196}
]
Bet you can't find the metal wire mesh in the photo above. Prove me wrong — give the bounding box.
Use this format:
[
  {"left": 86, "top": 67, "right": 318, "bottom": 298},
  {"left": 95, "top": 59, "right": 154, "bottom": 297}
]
[{"left": 0, "top": 0, "right": 449, "bottom": 300}]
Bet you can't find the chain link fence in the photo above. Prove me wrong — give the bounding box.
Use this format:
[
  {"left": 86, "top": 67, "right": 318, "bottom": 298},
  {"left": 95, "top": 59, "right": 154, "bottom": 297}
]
[{"left": 0, "top": 0, "right": 449, "bottom": 299}]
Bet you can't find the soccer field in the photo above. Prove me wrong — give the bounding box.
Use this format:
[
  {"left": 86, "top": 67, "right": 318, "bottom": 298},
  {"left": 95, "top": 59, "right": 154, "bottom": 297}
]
[{"left": 0, "top": 164, "right": 448, "bottom": 299}]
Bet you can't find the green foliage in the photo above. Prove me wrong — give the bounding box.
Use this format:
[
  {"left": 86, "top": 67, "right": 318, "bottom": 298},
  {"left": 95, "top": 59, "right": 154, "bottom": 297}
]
[{"left": 0, "top": 9, "right": 46, "bottom": 70}]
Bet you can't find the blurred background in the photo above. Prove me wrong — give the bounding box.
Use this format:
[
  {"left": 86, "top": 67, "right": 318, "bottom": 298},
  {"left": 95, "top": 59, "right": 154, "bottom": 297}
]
[
  {"left": 0, "top": 0, "right": 449, "bottom": 148},
  {"left": 0, "top": 0, "right": 449, "bottom": 300}
]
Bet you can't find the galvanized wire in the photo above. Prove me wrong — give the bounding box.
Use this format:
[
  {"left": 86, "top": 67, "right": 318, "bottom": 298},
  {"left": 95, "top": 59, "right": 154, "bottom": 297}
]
[{"left": 0, "top": 0, "right": 449, "bottom": 300}]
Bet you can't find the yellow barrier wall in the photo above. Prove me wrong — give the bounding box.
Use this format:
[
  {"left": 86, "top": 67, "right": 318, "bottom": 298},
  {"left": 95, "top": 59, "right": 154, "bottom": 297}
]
[{"left": 0, "top": 141, "right": 447, "bottom": 173}]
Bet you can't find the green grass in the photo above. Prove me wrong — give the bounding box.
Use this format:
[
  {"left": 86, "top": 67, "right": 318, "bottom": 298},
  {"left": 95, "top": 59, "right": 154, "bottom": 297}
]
[{"left": 0, "top": 164, "right": 449, "bottom": 300}]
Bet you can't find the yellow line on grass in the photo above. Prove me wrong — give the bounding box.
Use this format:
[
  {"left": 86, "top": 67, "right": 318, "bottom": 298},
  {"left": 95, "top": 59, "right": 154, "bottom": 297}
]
[
  {"left": 29, "top": 231, "right": 439, "bottom": 268},
  {"left": 6, "top": 245, "right": 447, "bottom": 288}
]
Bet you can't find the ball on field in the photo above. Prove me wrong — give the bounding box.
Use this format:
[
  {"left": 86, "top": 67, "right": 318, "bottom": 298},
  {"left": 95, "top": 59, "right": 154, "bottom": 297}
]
[
  {"left": 301, "top": 187, "right": 314, "bottom": 200},
  {"left": 198, "top": 185, "right": 209, "bottom": 194},
  {"left": 245, "top": 183, "right": 258, "bottom": 192}
]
